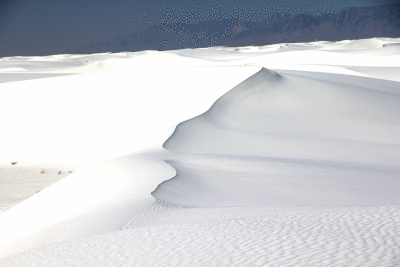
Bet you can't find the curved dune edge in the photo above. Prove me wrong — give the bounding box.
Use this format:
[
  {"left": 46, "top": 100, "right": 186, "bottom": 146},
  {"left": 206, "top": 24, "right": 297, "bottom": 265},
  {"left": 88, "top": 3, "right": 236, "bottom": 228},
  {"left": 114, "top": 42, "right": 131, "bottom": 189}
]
[{"left": 155, "top": 66, "right": 400, "bottom": 207}]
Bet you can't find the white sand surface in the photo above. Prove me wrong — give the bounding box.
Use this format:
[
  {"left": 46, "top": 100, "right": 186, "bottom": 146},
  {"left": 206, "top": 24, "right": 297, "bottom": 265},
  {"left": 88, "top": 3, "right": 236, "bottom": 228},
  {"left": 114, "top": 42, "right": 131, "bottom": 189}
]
[
  {"left": 3, "top": 203, "right": 399, "bottom": 266},
  {"left": 0, "top": 166, "right": 71, "bottom": 214},
  {"left": 0, "top": 37, "right": 399, "bottom": 266}
]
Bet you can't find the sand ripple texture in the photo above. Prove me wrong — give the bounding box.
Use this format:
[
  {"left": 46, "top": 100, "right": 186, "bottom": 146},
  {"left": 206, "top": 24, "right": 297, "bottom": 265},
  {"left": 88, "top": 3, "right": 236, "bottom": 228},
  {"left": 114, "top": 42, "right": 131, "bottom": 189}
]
[{"left": 2, "top": 202, "right": 400, "bottom": 267}]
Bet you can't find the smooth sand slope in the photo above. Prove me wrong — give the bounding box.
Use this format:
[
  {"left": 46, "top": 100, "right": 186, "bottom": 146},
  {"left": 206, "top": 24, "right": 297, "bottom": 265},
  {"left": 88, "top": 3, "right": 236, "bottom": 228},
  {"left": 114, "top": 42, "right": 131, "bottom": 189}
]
[{"left": 0, "top": 37, "right": 399, "bottom": 266}]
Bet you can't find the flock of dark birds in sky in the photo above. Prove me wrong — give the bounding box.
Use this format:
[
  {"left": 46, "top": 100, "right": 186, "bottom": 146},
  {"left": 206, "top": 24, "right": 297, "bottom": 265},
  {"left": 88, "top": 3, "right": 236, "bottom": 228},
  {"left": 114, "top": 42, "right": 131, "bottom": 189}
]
[{"left": 0, "top": 0, "right": 399, "bottom": 57}]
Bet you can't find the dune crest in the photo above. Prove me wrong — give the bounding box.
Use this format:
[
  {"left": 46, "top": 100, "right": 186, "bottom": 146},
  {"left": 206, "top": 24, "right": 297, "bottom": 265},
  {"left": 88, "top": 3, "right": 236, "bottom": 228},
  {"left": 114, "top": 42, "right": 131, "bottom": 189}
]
[
  {"left": 157, "top": 64, "right": 400, "bottom": 207},
  {"left": 164, "top": 67, "right": 400, "bottom": 166}
]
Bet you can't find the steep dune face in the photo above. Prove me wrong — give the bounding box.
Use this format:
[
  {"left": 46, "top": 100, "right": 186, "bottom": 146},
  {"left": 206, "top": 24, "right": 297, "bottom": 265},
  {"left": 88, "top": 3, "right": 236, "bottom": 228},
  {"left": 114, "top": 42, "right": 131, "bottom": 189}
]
[
  {"left": 164, "top": 67, "right": 400, "bottom": 166},
  {"left": 156, "top": 67, "right": 400, "bottom": 207},
  {"left": 152, "top": 154, "right": 400, "bottom": 207}
]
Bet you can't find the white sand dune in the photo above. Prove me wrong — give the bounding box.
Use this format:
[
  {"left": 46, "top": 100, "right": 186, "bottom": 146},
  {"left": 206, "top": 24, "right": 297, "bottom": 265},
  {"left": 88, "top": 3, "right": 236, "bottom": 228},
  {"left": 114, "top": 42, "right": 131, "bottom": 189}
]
[
  {"left": 0, "top": 37, "right": 399, "bottom": 266},
  {"left": 163, "top": 68, "right": 400, "bottom": 162}
]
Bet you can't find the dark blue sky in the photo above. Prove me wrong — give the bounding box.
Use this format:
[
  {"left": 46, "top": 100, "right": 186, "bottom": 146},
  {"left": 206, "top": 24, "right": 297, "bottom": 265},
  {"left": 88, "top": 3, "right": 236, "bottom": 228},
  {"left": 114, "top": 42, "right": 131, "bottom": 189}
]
[{"left": 0, "top": 0, "right": 397, "bottom": 57}]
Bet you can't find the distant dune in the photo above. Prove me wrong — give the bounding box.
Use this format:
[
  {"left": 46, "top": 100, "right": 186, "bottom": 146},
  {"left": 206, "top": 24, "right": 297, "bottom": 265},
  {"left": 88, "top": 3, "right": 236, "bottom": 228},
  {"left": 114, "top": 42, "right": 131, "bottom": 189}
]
[{"left": 65, "top": 3, "right": 400, "bottom": 55}]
